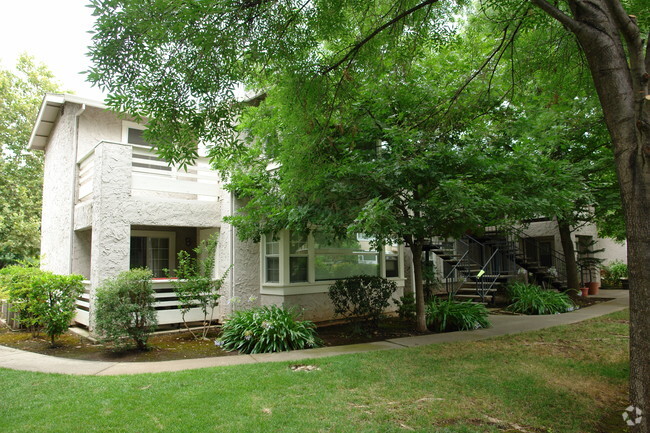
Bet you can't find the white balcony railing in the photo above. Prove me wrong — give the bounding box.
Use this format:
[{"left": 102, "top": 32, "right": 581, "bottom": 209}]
[
  {"left": 77, "top": 142, "right": 220, "bottom": 203},
  {"left": 75, "top": 279, "right": 217, "bottom": 328}
]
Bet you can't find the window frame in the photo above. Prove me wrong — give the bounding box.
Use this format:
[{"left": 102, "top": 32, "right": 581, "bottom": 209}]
[
  {"left": 261, "top": 230, "right": 404, "bottom": 295},
  {"left": 130, "top": 230, "right": 176, "bottom": 278}
]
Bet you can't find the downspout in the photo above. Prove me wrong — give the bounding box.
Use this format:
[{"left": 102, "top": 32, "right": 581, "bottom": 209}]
[
  {"left": 69, "top": 103, "right": 86, "bottom": 274},
  {"left": 230, "top": 190, "right": 236, "bottom": 313}
]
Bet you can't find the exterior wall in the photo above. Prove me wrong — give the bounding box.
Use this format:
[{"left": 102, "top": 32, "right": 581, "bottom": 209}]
[
  {"left": 71, "top": 230, "right": 92, "bottom": 279},
  {"left": 40, "top": 104, "right": 76, "bottom": 274},
  {"left": 217, "top": 194, "right": 261, "bottom": 318},
  {"left": 89, "top": 141, "right": 132, "bottom": 292},
  {"left": 262, "top": 287, "right": 405, "bottom": 323},
  {"left": 521, "top": 219, "right": 628, "bottom": 283},
  {"left": 77, "top": 105, "right": 124, "bottom": 157},
  {"left": 595, "top": 237, "right": 627, "bottom": 265}
]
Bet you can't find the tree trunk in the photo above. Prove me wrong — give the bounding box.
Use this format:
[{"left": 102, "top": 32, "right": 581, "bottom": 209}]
[
  {"left": 557, "top": 219, "right": 580, "bottom": 290},
  {"left": 411, "top": 243, "right": 427, "bottom": 332},
  {"left": 531, "top": 1, "right": 650, "bottom": 431}
]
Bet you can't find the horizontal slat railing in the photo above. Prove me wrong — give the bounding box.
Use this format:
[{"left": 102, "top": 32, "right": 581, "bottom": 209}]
[
  {"left": 75, "top": 279, "right": 218, "bottom": 328},
  {"left": 131, "top": 145, "right": 219, "bottom": 200},
  {"left": 76, "top": 142, "right": 221, "bottom": 203}
]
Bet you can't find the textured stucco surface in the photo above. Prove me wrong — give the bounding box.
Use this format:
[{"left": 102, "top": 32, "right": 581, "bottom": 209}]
[
  {"left": 217, "top": 194, "right": 260, "bottom": 319},
  {"left": 77, "top": 106, "right": 124, "bottom": 158},
  {"left": 40, "top": 104, "right": 75, "bottom": 274}
]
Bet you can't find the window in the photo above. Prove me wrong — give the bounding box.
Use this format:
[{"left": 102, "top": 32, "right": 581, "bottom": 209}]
[
  {"left": 265, "top": 234, "right": 280, "bottom": 283},
  {"left": 384, "top": 244, "right": 399, "bottom": 278},
  {"left": 289, "top": 232, "right": 308, "bottom": 283},
  {"left": 130, "top": 231, "right": 175, "bottom": 278},
  {"left": 314, "top": 233, "right": 379, "bottom": 281}
]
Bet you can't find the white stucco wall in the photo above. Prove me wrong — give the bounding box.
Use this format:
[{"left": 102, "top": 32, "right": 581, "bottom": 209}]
[
  {"left": 77, "top": 106, "right": 124, "bottom": 158},
  {"left": 40, "top": 103, "right": 76, "bottom": 274}
]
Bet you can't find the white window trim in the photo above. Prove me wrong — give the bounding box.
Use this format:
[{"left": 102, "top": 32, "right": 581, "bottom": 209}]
[
  {"left": 122, "top": 120, "right": 147, "bottom": 144},
  {"left": 260, "top": 231, "right": 405, "bottom": 295},
  {"left": 131, "top": 230, "right": 177, "bottom": 274}
]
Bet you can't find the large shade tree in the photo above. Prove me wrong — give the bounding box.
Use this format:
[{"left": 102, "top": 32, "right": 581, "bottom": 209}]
[
  {"left": 221, "top": 52, "right": 581, "bottom": 331},
  {"left": 0, "top": 55, "right": 62, "bottom": 267},
  {"left": 88, "top": 0, "right": 649, "bottom": 429}
]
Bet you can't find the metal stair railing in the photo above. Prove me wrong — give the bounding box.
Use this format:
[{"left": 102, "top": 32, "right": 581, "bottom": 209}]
[
  {"left": 440, "top": 235, "right": 501, "bottom": 302},
  {"left": 484, "top": 226, "right": 568, "bottom": 289}
]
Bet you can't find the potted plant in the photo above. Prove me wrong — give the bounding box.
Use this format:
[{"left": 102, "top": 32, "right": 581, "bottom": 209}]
[{"left": 576, "top": 239, "right": 604, "bottom": 296}]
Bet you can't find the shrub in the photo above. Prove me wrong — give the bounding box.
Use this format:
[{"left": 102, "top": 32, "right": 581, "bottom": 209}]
[
  {"left": 0, "top": 265, "right": 83, "bottom": 345},
  {"left": 393, "top": 292, "right": 416, "bottom": 320},
  {"left": 426, "top": 297, "right": 490, "bottom": 332},
  {"left": 506, "top": 283, "right": 575, "bottom": 315},
  {"left": 94, "top": 268, "right": 157, "bottom": 350},
  {"left": 600, "top": 261, "right": 628, "bottom": 288},
  {"left": 168, "top": 235, "right": 228, "bottom": 339},
  {"left": 328, "top": 275, "right": 397, "bottom": 325},
  {"left": 215, "top": 305, "right": 321, "bottom": 354}
]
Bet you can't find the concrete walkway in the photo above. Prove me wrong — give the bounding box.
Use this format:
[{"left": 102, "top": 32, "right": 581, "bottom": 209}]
[{"left": 0, "top": 290, "right": 629, "bottom": 376}]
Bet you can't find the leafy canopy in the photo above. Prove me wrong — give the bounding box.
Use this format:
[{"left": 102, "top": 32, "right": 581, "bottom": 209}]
[{"left": 0, "top": 55, "right": 62, "bottom": 267}]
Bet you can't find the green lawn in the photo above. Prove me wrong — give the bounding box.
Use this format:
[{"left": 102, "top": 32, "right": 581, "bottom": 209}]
[{"left": 0, "top": 310, "right": 630, "bottom": 433}]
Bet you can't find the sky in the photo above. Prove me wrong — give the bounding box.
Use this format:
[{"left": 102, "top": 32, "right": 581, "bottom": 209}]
[{"left": 0, "top": 1, "right": 106, "bottom": 101}]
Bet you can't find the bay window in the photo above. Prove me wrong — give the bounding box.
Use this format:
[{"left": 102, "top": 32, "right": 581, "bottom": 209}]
[{"left": 262, "top": 230, "right": 402, "bottom": 287}]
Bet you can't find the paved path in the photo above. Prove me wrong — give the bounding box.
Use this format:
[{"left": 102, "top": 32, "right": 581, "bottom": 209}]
[{"left": 0, "top": 290, "right": 629, "bottom": 376}]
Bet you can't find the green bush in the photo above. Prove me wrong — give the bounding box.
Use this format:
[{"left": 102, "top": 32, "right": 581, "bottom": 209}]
[
  {"left": 426, "top": 297, "right": 490, "bottom": 332},
  {"left": 328, "top": 275, "right": 397, "bottom": 325},
  {"left": 168, "top": 235, "right": 228, "bottom": 339},
  {"left": 393, "top": 292, "right": 416, "bottom": 320},
  {"left": 506, "top": 283, "right": 575, "bottom": 315},
  {"left": 215, "top": 305, "right": 321, "bottom": 354},
  {"left": 600, "top": 261, "right": 628, "bottom": 288},
  {"left": 94, "top": 268, "right": 158, "bottom": 350},
  {"left": 0, "top": 265, "right": 83, "bottom": 345}
]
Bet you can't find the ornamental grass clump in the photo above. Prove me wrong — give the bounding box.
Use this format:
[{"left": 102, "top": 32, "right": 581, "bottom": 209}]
[
  {"left": 426, "top": 297, "right": 490, "bottom": 332},
  {"left": 506, "top": 282, "right": 575, "bottom": 315},
  {"left": 216, "top": 305, "right": 322, "bottom": 354}
]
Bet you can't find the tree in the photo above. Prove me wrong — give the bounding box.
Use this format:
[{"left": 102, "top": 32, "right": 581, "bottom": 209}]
[
  {"left": 222, "top": 56, "right": 581, "bottom": 331},
  {"left": 87, "top": 0, "right": 648, "bottom": 427},
  {"left": 0, "top": 55, "right": 62, "bottom": 267},
  {"left": 523, "top": 2, "right": 649, "bottom": 429}
]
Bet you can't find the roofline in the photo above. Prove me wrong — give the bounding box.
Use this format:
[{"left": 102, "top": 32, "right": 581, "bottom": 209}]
[{"left": 28, "top": 93, "right": 109, "bottom": 151}]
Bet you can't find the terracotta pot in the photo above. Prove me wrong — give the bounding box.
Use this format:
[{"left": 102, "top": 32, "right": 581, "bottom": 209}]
[
  {"left": 587, "top": 282, "right": 600, "bottom": 296},
  {"left": 579, "top": 287, "right": 589, "bottom": 297}
]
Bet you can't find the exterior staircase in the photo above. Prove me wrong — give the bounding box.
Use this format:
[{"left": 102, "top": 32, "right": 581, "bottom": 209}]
[{"left": 425, "top": 226, "right": 570, "bottom": 304}]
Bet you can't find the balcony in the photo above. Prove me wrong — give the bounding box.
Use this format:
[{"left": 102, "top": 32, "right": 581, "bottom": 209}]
[{"left": 77, "top": 141, "right": 219, "bottom": 203}]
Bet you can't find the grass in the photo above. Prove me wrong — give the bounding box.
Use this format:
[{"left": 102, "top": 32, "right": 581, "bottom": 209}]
[{"left": 0, "top": 310, "right": 630, "bottom": 433}]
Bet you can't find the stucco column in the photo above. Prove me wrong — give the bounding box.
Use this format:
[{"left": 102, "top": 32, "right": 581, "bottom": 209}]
[{"left": 89, "top": 142, "right": 132, "bottom": 327}]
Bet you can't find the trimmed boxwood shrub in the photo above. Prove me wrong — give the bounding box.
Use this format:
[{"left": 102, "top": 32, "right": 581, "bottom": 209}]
[
  {"left": 506, "top": 282, "right": 575, "bottom": 315},
  {"left": 94, "top": 268, "right": 157, "bottom": 350},
  {"left": 328, "top": 275, "right": 397, "bottom": 325},
  {"left": 426, "top": 297, "right": 490, "bottom": 332},
  {"left": 215, "top": 305, "right": 321, "bottom": 354}
]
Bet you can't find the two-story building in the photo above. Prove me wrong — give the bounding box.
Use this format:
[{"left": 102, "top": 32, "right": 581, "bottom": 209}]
[{"left": 28, "top": 94, "right": 409, "bottom": 329}]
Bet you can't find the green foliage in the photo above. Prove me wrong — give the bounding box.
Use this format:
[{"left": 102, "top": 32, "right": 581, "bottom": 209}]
[
  {"left": 600, "top": 261, "right": 628, "bottom": 288},
  {"left": 393, "top": 292, "right": 416, "bottom": 321},
  {"left": 328, "top": 275, "right": 397, "bottom": 325},
  {"left": 506, "top": 283, "right": 575, "bottom": 315},
  {"left": 0, "top": 55, "right": 62, "bottom": 267},
  {"left": 215, "top": 305, "right": 321, "bottom": 354},
  {"left": 0, "top": 264, "right": 83, "bottom": 345},
  {"left": 425, "top": 297, "right": 490, "bottom": 332},
  {"left": 94, "top": 268, "right": 158, "bottom": 350},
  {"left": 167, "top": 235, "right": 228, "bottom": 339}
]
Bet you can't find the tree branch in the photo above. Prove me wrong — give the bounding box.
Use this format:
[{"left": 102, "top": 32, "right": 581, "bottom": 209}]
[
  {"left": 530, "top": 0, "right": 581, "bottom": 33},
  {"left": 321, "top": 0, "right": 440, "bottom": 75}
]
